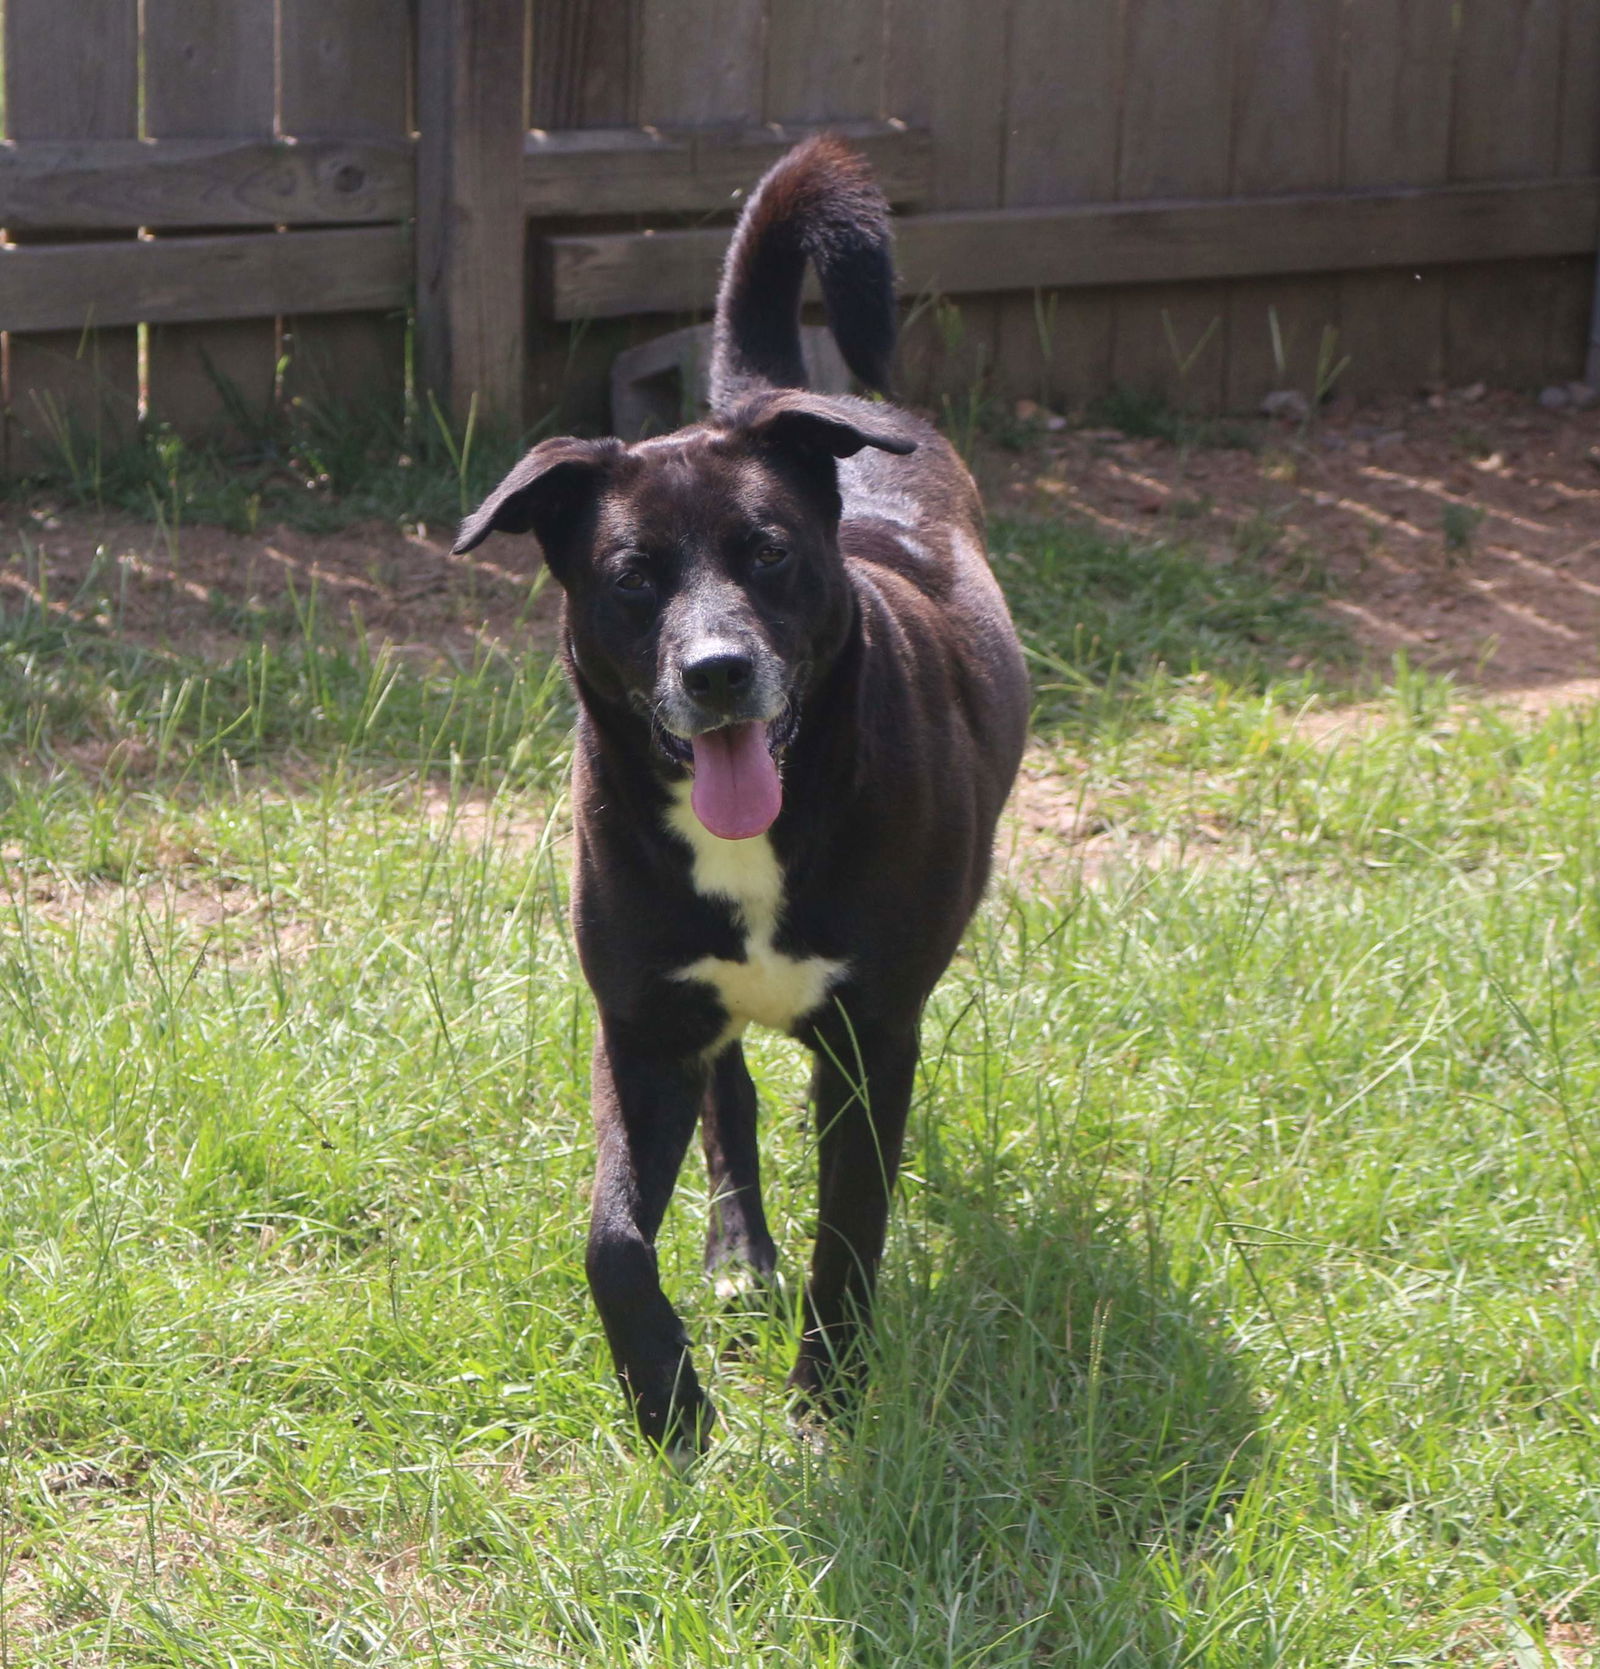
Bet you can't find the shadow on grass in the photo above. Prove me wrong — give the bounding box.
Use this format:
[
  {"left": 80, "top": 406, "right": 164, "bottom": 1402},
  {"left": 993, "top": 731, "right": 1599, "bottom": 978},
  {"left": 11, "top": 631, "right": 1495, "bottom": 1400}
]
[
  {"left": 795, "top": 1195, "right": 1260, "bottom": 1665},
  {"left": 0, "top": 587, "right": 571, "bottom": 795},
  {"left": 0, "top": 386, "right": 538, "bottom": 538},
  {"left": 994, "top": 513, "right": 1350, "bottom": 736},
  {"left": 1, "top": 480, "right": 1349, "bottom": 793}
]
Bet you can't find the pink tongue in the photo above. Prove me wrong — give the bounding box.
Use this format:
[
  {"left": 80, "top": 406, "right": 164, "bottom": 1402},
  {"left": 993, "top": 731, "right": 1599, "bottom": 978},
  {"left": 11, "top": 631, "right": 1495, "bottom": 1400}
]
[{"left": 690, "top": 722, "right": 781, "bottom": 840}]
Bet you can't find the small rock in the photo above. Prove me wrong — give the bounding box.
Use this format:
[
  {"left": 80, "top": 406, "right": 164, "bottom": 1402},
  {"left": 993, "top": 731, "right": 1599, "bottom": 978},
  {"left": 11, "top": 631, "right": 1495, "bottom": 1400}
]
[
  {"left": 1013, "top": 398, "right": 1041, "bottom": 422},
  {"left": 1043, "top": 413, "right": 1068, "bottom": 432},
  {"left": 1260, "top": 389, "right": 1310, "bottom": 422},
  {"left": 1456, "top": 381, "right": 1487, "bottom": 404},
  {"left": 1373, "top": 430, "right": 1407, "bottom": 450},
  {"left": 1539, "top": 385, "right": 1571, "bottom": 410},
  {"left": 1566, "top": 381, "right": 1599, "bottom": 411}
]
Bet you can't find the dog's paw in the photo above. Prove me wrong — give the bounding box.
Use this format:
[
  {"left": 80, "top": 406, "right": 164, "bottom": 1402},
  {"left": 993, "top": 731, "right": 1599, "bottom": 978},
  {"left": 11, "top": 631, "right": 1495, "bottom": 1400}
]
[
  {"left": 712, "top": 1264, "right": 772, "bottom": 1305},
  {"left": 641, "top": 1392, "right": 716, "bottom": 1467},
  {"left": 710, "top": 1261, "right": 785, "bottom": 1358}
]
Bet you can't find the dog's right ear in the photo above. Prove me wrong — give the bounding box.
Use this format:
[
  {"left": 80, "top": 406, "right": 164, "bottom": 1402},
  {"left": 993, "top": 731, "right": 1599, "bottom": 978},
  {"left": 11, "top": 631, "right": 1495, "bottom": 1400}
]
[{"left": 452, "top": 437, "right": 622, "bottom": 558}]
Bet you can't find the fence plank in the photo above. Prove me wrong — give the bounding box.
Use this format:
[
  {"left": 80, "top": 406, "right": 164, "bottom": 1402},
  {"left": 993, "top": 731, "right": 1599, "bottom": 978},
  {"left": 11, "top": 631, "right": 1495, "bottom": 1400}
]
[
  {"left": 1543, "top": 254, "right": 1592, "bottom": 385},
  {"left": 1113, "top": 0, "right": 1235, "bottom": 409},
  {"left": 1451, "top": 0, "right": 1565, "bottom": 183},
  {"left": 560, "top": 0, "right": 761, "bottom": 434},
  {"left": 0, "top": 228, "right": 411, "bottom": 334},
  {"left": 1447, "top": 0, "right": 1570, "bottom": 387},
  {"left": 530, "top": 0, "right": 638, "bottom": 127},
  {"left": 281, "top": 0, "right": 412, "bottom": 414},
  {"left": 993, "top": 0, "right": 1120, "bottom": 409},
  {"left": 1337, "top": 0, "right": 1454, "bottom": 398},
  {"left": 524, "top": 0, "right": 642, "bottom": 429},
  {"left": 3, "top": 0, "right": 140, "bottom": 474},
  {"left": 1560, "top": 0, "right": 1600, "bottom": 175},
  {"left": 1342, "top": 0, "right": 1454, "bottom": 190},
  {"left": 1223, "top": 0, "right": 1344, "bottom": 410},
  {"left": 884, "top": 0, "right": 1009, "bottom": 403},
  {"left": 1561, "top": 0, "right": 1600, "bottom": 386},
  {"left": 143, "top": 0, "right": 280, "bottom": 441},
  {"left": 764, "top": 0, "right": 884, "bottom": 122},
  {"left": 0, "top": 139, "right": 415, "bottom": 231},
  {"left": 545, "top": 181, "right": 1600, "bottom": 321},
  {"left": 637, "top": 0, "right": 765, "bottom": 126},
  {"left": 416, "top": 0, "right": 528, "bottom": 427}
]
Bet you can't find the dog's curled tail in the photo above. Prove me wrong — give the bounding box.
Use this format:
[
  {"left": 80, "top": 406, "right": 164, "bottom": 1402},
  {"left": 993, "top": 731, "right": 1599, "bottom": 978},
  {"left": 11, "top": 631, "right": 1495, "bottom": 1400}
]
[{"left": 709, "top": 134, "right": 897, "bottom": 412}]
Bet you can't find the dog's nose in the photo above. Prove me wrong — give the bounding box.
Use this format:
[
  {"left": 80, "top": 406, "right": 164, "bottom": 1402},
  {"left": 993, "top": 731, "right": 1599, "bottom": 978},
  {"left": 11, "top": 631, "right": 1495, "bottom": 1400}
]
[{"left": 681, "top": 650, "right": 754, "bottom": 708}]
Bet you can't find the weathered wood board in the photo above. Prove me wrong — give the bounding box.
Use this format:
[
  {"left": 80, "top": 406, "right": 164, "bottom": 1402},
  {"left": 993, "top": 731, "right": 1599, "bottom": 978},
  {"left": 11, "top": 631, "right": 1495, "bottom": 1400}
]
[
  {"left": 3, "top": 0, "right": 141, "bottom": 472},
  {"left": 544, "top": 182, "right": 1600, "bottom": 322},
  {"left": 280, "top": 0, "right": 412, "bottom": 413},
  {"left": 143, "top": 0, "right": 280, "bottom": 439}
]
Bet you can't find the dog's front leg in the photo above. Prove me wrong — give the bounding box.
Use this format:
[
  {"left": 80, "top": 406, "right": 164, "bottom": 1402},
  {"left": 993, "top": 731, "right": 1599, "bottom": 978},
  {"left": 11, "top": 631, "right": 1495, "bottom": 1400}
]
[
  {"left": 790, "top": 1023, "right": 919, "bottom": 1416},
  {"left": 586, "top": 1027, "right": 713, "bottom": 1457},
  {"left": 702, "top": 1041, "right": 779, "bottom": 1299}
]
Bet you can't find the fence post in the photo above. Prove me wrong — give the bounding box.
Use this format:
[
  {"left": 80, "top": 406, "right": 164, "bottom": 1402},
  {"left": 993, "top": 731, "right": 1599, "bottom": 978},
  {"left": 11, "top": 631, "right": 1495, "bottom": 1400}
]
[{"left": 415, "top": 0, "right": 528, "bottom": 431}]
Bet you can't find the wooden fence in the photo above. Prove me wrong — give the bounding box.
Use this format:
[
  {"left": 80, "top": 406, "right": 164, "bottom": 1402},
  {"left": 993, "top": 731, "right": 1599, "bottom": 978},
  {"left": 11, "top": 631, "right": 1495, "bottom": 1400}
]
[{"left": 2, "top": 0, "right": 1597, "bottom": 474}]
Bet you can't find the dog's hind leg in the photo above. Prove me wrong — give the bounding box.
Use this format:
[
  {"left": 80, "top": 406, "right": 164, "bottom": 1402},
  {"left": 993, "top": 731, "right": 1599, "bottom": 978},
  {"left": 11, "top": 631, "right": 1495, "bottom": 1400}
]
[
  {"left": 701, "top": 1041, "right": 779, "bottom": 1302},
  {"left": 586, "top": 1027, "right": 714, "bottom": 1457},
  {"left": 789, "top": 1022, "right": 919, "bottom": 1416}
]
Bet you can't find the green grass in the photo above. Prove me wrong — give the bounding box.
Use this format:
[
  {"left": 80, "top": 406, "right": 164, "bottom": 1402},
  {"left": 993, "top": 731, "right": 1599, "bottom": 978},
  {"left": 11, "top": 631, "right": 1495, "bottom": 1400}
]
[
  {"left": 1, "top": 389, "right": 536, "bottom": 537},
  {"left": 996, "top": 515, "right": 1346, "bottom": 733},
  {"left": 2, "top": 507, "right": 1599, "bottom": 1666},
  {"left": 1084, "top": 387, "right": 1262, "bottom": 453}
]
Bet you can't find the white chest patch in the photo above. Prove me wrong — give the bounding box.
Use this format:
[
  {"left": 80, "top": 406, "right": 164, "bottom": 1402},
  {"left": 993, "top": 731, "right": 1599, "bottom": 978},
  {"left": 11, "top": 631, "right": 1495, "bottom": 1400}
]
[{"left": 664, "top": 784, "right": 845, "bottom": 1040}]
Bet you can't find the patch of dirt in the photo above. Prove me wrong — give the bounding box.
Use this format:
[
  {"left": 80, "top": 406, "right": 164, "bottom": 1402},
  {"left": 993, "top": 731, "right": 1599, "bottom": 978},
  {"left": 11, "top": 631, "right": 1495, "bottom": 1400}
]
[
  {"left": 987, "top": 387, "right": 1600, "bottom": 696},
  {"left": 6, "top": 388, "right": 1600, "bottom": 893},
  {"left": 0, "top": 853, "right": 317, "bottom": 961},
  {"left": 0, "top": 1493, "right": 484, "bottom": 1663},
  {"left": 417, "top": 780, "right": 570, "bottom": 861},
  {"left": 1453, "top": 1617, "right": 1597, "bottom": 1669},
  {"left": 4, "top": 387, "right": 1596, "bottom": 701},
  {"left": 0, "top": 510, "right": 560, "bottom": 664},
  {"left": 997, "top": 742, "right": 1263, "bottom": 893}
]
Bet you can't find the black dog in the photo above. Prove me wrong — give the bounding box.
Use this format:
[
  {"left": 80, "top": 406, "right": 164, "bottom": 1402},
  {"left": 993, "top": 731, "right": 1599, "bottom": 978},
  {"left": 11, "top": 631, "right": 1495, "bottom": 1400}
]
[{"left": 455, "top": 135, "right": 1028, "bottom": 1456}]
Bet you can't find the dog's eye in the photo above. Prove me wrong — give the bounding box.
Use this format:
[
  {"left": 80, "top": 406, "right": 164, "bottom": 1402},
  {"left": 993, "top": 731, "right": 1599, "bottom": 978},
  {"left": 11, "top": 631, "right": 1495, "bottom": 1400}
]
[
  {"left": 613, "top": 568, "right": 651, "bottom": 594},
  {"left": 753, "top": 544, "right": 788, "bottom": 570}
]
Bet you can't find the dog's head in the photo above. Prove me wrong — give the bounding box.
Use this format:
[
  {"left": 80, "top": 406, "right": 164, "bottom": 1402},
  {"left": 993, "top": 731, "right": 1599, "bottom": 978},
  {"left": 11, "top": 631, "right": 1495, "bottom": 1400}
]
[{"left": 454, "top": 391, "right": 913, "bottom": 838}]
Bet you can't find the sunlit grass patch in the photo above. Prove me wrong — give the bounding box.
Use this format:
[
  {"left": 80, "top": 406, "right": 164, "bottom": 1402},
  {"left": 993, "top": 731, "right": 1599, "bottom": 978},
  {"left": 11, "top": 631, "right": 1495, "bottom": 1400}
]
[{"left": 2, "top": 508, "right": 1598, "bottom": 1663}]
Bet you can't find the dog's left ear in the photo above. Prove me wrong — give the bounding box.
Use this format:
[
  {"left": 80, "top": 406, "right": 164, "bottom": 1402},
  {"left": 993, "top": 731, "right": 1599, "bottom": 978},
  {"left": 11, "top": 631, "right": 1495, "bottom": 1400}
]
[
  {"left": 452, "top": 436, "right": 622, "bottom": 557},
  {"left": 737, "top": 390, "right": 917, "bottom": 461}
]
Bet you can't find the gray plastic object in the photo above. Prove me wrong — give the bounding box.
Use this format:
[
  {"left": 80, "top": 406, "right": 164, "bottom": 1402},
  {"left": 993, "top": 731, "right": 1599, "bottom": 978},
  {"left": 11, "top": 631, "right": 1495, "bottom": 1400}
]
[{"left": 610, "top": 322, "right": 852, "bottom": 440}]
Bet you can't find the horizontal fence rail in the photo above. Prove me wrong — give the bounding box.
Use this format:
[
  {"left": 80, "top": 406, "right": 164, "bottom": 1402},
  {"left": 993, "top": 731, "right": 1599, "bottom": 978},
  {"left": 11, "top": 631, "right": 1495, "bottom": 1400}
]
[
  {"left": 521, "top": 120, "right": 931, "bottom": 214},
  {"left": 544, "top": 179, "right": 1600, "bottom": 320},
  {"left": 0, "top": 226, "right": 411, "bottom": 333},
  {"left": 0, "top": 120, "right": 926, "bottom": 233},
  {"left": 0, "top": 137, "right": 413, "bottom": 229},
  {"left": 10, "top": 139, "right": 1589, "bottom": 337}
]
